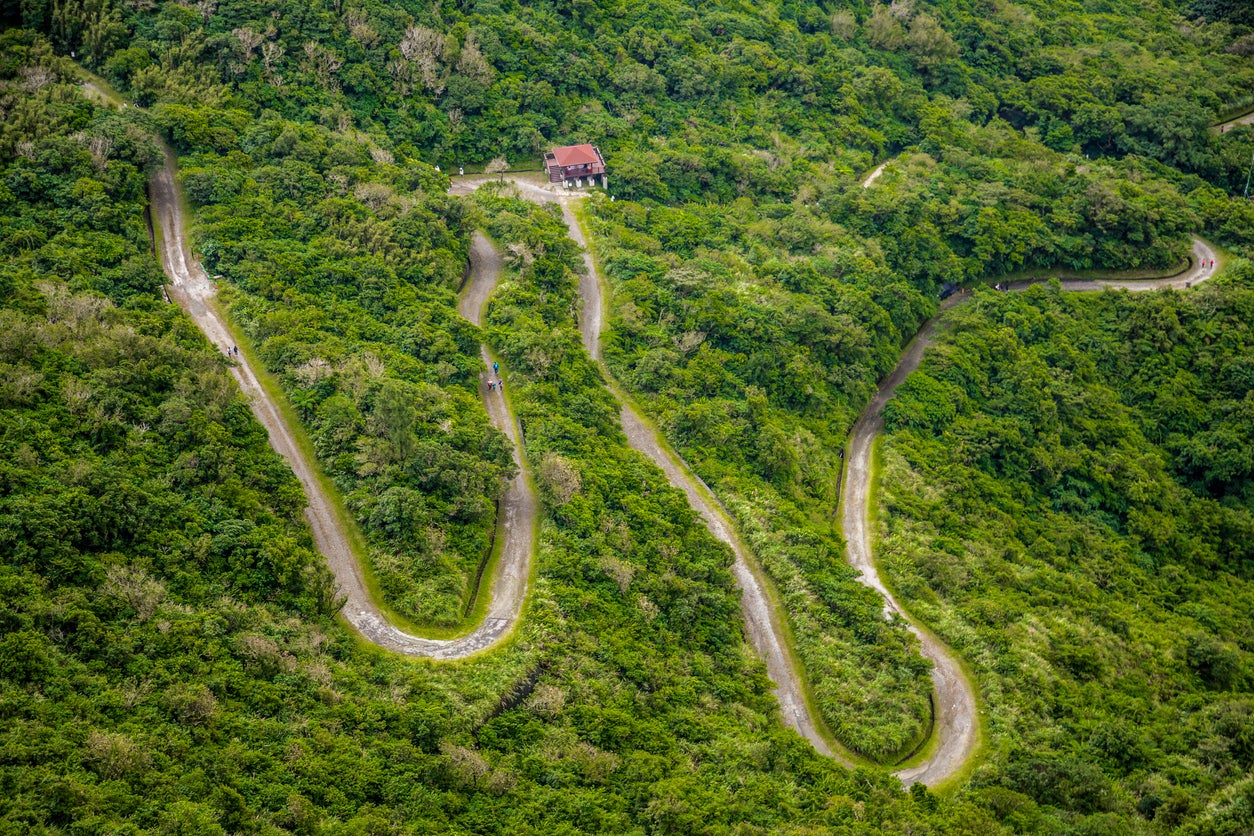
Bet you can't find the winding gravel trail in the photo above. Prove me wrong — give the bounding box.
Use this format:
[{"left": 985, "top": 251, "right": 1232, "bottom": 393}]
[
  {"left": 150, "top": 146, "right": 535, "bottom": 658},
  {"left": 452, "top": 174, "right": 844, "bottom": 759},
  {"left": 107, "top": 65, "right": 1228, "bottom": 779},
  {"left": 459, "top": 175, "right": 1223, "bottom": 785},
  {"left": 843, "top": 234, "right": 1220, "bottom": 786}
]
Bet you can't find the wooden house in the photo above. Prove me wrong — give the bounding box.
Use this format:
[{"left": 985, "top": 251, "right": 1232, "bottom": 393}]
[{"left": 544, "top": 144, "right": 607, "bottom": 188}]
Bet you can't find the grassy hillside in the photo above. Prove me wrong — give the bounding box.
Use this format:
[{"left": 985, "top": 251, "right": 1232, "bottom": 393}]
[{"left": 0, "top": 44, "right": 955, "bottom": 834}]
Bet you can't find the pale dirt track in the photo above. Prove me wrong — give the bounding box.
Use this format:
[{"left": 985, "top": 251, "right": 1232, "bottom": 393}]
[
  {"left": 843, "top": 234, "right": 1220, "bottom": 786},
  {"left": 459, "top": 175, "right": 1224, "bottom": 786},
  {"left": 450, "top": 175, "right": 603, "bottom": 359},
  {"left": 1212, "top": 109, "right": 1254, "bottom": 134},
  {"left": 115, "top": 66, "right": 1227, "bottom": 777},
  {"left": 862, "top": 162, "right": 888, "bottom": 188},
  {"left": 151, "top": 147, "right": 535, "bottom": 659},
  {"left": 452, "top": 174, "right": 842, "bottom": 759}
]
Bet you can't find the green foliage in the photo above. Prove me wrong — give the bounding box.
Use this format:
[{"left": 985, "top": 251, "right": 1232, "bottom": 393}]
[
  {"left": 3, "top": 0, "right": 1254, "bottom": 821},
  {"left": 0, "top": 67, "right": 1001, "bottom": 835},
  {"left": 189, "top": 131, "right": 513, "bottom": 628},
  {"left": 584, "top": 190, "right": 941, "bottom": 760},
  {"left": 880, "top": 274, "right": 1254, "bottom": 827}
]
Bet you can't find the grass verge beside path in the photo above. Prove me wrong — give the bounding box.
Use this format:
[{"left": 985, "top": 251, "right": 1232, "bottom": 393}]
[
  {"left": 153, "top": 139, "right": 527, "bottom": 646},
  {"left": 997, "top": 252, "right": 1194, "bottom": 284},
  {"left": 865, "top": 436, "right": 989, "bottom": 790},
  {"left": 604, "top": 376, "right": 866, "bottom": 766}
]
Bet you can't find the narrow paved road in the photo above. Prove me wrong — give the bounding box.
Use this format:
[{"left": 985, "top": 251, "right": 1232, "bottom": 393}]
[
  {"left": 452, "top": 174, "right": 846, "bottom": 760},
  {"left": 843, "top": 233, "right": 1221, "bottom": 786},
  {"left": 150, "top": 145, "right": 535, "bottom": 659}
]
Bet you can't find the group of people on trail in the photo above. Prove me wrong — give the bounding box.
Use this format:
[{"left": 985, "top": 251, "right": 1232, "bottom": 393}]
[
  {"left": 1203, "top": 258, "right": 1215, "bottom": 270},
  {"left": 487, "top": 360, "right": 503, "bottom": 393}
]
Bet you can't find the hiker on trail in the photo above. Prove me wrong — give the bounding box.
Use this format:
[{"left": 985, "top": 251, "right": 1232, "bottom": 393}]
[
  {"left": 497, "top": 379, "right": 504, "bottom": 392},
  {"left": 493, "top": 361, "right": 499, "bottom": 374},
  {"left": 488, "top": 380, "right": 495, "bottom": 391}
]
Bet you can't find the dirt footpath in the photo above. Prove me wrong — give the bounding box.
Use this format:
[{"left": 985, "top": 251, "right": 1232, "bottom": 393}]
[{"left": 452, "top": 175, "right": 845, "bottom": 759}]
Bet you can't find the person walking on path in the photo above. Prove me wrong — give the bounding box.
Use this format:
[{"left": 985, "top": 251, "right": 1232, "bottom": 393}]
[{"left": 493, "top": 361, "right": 499, "bottom": 374}]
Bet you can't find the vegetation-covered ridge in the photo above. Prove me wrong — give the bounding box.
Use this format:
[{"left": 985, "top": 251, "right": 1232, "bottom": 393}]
[
  {"left": 4, "top": 0, "right": 1254, "bottom": 824},
  {"left": 15, "top": 0, "right": 1254, "bottom": 650}
]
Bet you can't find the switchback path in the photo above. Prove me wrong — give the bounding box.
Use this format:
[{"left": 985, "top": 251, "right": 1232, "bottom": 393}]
[
  {"left": 147, "top": 141, "right": 535, "bottom": 659},
  {"left": 451, "top": 174, "right": 845, "bottom": 760},
  {"left": 842, "top": 233, "right": 1221, "bottom": 786}
]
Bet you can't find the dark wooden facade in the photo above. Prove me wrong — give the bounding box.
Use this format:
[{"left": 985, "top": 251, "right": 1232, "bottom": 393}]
[{"left": 544, "top": 144, "right": 607, "bottom": 186}]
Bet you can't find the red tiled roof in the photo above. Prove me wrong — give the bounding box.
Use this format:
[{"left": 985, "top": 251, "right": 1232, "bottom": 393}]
[{"left": 550, "top": 144, "right": 600, "bottom": 166}]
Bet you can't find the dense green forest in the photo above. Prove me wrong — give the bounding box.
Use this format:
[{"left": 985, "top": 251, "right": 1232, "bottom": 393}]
[
  {"left": 0, "top": 43, "right": 962, "bottom": 834},
  {"left": 879, "top": 271, "right": 1254, "bottom": 832},
  {"left": 194, "top": 120, "right": 514, "bottom": 630},
  {"left": 3, "top": 0, "right": 1254, "bottom": 827}
]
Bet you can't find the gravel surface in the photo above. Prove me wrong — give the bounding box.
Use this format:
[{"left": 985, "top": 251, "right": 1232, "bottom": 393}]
[
  {"left": 153, "top": 153, "right": 536, "bottom": 658},
  {"left": 138, "top": 83, "right": 1229, "bottom": 781},
  {"left": 861, "top": 162, "right": 888, "bottom": 188}
]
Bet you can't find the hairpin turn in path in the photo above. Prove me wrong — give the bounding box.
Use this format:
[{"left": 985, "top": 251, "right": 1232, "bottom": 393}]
[
  {"left": 453, "top": 171, "right": 1222, "bottom": 787},
  {"left": 141, "top": 109, "right": 537, "bottom": 658},
  {"left": 842, "top": 233, "right": 1219, "bottom": 786}
]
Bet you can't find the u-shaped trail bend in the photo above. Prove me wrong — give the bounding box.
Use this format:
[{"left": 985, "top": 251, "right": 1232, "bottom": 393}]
[
  {"left": 451, "top": 174, "right": 844, "bottom": 760},
  {"left": 842, "top": 233, "right": 1221, "bottom": 786},
  {"left": 150, "top": 146, "right": 536, "bottom": 659},
  {"left": 450, "top": 174, "right": 1222, "bottom": 785}
]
